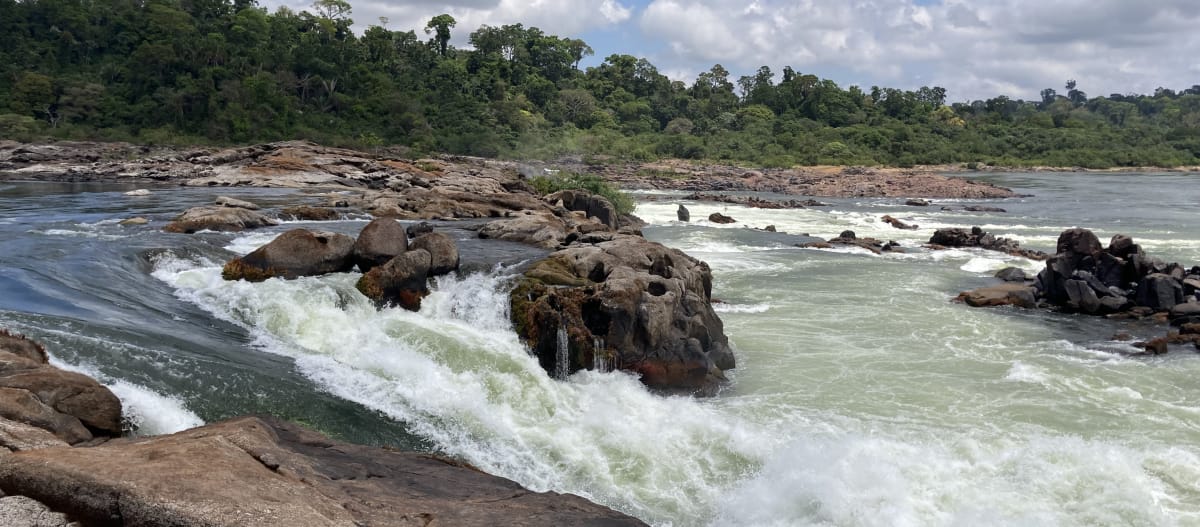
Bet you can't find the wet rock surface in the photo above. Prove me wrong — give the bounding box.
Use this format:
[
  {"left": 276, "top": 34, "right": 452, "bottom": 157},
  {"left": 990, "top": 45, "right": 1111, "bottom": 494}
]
[
  {"left": 222, "top": 229, "right": 355, "bottom": 282},
  {"left": 510, "top": 234, "right": 733, "bottom": 396},
  {"left": 928, "top": 226, "right": 1048, "bottom": 260}
]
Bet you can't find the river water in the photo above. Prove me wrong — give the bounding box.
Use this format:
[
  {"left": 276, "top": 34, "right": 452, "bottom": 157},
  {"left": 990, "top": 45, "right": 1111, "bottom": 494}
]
[{"left": 0, "top": 172, "right": 1198, "bottom": 526}]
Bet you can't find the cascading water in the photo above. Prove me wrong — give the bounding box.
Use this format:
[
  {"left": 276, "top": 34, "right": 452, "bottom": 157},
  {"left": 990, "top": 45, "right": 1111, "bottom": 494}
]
[
  {"left": 555, "top": 325, "right": 571, "bottom": 380},
  {"left": 593, "top": 337, "right": 609, "bottom": 373}
]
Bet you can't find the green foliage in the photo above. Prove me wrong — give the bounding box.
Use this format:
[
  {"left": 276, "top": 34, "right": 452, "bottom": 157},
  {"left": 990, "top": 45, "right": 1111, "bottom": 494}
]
[
  {"left": 529, "top": 172, "right": 635, "bottom": 215},
  {"left": 1, "top": 0, "right": 1198, "bottom": 168}
]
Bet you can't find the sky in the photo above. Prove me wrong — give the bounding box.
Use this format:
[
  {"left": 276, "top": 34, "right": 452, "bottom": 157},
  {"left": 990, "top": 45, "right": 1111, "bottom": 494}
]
[{"left": 258, "top": 0, "right": 1200, "bottom": 102}]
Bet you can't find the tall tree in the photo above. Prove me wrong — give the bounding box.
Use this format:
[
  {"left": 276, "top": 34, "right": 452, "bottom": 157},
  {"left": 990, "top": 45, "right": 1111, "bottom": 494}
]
[{"left": 425, "top": 14, "right": 456, "bottom": 57}]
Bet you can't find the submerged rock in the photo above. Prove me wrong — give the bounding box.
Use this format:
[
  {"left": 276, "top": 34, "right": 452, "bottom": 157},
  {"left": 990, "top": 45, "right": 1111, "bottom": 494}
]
[
  {"left": 881, "top": 215, "right": 918, "bottom": 230},
  {"left": 222, "top": 229, "right": 355, "bottom": 281},
  {"left": 708, "top": 212, "right": 736, "bottom": 224},
  {"left": 352, "top": 218, "right": 408, "bottom": 273},
  {"left": 0, "top": 416, "right": 646, "bottom": 527},
  {"left": 510, "top": 234, "right": 733, "bottom": 396},
  {"left": 164, "top": 206, "right": 278, "bottom": 234}
]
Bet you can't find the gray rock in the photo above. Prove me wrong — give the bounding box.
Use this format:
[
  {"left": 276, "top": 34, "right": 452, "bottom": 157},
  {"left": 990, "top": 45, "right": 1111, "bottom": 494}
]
[
  {"left": 215, "top": 196, "right": 260, "bottom": 210},
  {"left": 410, "top": 232, "right": 460, "bottom": 277},
  {"left": 677, "top": 204, "right": 690, "bottom": 222},
  {"left": 352, "top": 219, "right": 408, "bottom": 274},
  {"left": 164, "top": 206, "right": 278, "bottom": 234},
  {"left": 1135, "top": 273, "right": 1183, "bottom": 311},
  {"left": 222, "top": 229, "right": 355, "bottom": 281},
  {"left": 1064, "top": 279, "right": 1102, "bottom": 313},
  {"left": 995, "top": 267, "right": 1028, "bottom": 282},
  {"left": 0, "top": 495, "right": 79, "bottom": 527},
  {"left": 545, "top": 189, "right": 618, "bottom": 230}
]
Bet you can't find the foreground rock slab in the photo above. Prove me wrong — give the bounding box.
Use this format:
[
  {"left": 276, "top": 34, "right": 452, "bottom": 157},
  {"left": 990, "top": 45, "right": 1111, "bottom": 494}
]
[{"left": 0, "top": 416, "right": 646, "bottom": 527}]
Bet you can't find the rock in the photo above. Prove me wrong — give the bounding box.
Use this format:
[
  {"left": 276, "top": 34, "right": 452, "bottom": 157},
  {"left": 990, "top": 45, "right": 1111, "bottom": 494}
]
[
  {"left": 478, "top": 212, "right": 569, "bottom": 249},
  {"left": 929, "top": 227, "right": 1047, "bottom": 260},
  {"left": 956, "top": 284, "right": 1037, "bottom": 308},
  {"left": 0, "top": 416, "right": 646, "bottom": 527},
  {"left": 164, "top": 206, "right": 278, "bottom": 234},
  {"left": 677, "top": 204, "right": 690, "bottom": 222},
  {"left": 1141, "top": 337, "right": 1169, "bottom": 355},
  {"left": 1056, "top": 228, "right": 1102, "bottom": 258},
  {"left": 407, "top": 221, "right": 435, "bottom": 238},
  {"left": 123, "top": 189, "right": 150, "bottom": 197},
  {"left": 0, "top": 417, "right": 70, "bottom": 453},
  {"left": 963, "top": 206, "right": 1006, "bottom": 213},
  {"left": 1064, "top": 279, "right": 1103, "bottom": 313},
  {"left": 279, "top": 205, "right": 340, "bottom": 221},
  {"left": 356, "top": 249, "right": 431, "bottom": 311},
  {"left": 708, "top": 212, "right": 736, "bottom": 224},
  {"left": 215, "top": 196, "right": 260, "bottom": 210},
  {"left": 881, "top": 215, "right": 918, "bottom": 230},
  {"left": 352, "top": 219, "right": 408, "bottom": 273},
  {"left": 0, "top": 495, "right": 79, "bottom": 527},
  {"left": 1109, "top": 234, "right": 1137, "bottom": 259},
  {"left": 763, "top": 225, "right": 777, "bottom": 232},
  {"left": 839, "top": 230, "right": 856, "bottom": 240},
  {"left": 118, "top": 217, "right": 148, "bottom": 226},
  {"left": 1135, "top": 274, "right": 1183, "bottom": 311},
  {"left": 905, "top": 199, "right": 930, "bottom": 206},
  {"left": 410, "top": 232, "right": 459, "bottom": 276},
  {"left": 222, "top": 229, "right": 355, "bottom": 282},
  {"left": 995, "top": 267, "right": 1028, "bottom": 282},
  {"left": 545, "top": 190, "right": 618, "bottom": 230},
  {"left": 1170, "top": 302, "right": 1200, "bottom": 325},
  {"left": 0, "top": 331, "right": 122, "bottom": 444},
  {"left": 510, "top": 235, "right": 732, "bottom": 396}
]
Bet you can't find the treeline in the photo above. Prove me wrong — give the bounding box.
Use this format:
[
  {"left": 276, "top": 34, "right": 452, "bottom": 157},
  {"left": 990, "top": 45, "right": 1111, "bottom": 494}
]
[{"left": 3, "top": 0, "right": 1200, "bottom": 168}]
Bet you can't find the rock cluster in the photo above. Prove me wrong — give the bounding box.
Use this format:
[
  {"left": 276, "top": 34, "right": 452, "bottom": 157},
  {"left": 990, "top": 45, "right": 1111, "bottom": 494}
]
[
  {"left": 510, "top": 233, "right": 734, "bottom": 396},
  {"left": 957, "top": 228, "right": 1200, "bottom": 352},
  {"left": 0, "top": 331, "right": 644, "bottom": 526},
  {"left": 0, "top": 330, "right": 122, "bottom": 450},
  {"left": 681, "top": 193, "right": 828, "bottom": 209},
  {"left": 477, "top": 190, "right": 630, "bottom": 249},
  {"left": 928, "top": 226, "right": 1048, "bottom": 260},
  {"left": 798, "top": 230, "right": 904, "bottom": 254}
]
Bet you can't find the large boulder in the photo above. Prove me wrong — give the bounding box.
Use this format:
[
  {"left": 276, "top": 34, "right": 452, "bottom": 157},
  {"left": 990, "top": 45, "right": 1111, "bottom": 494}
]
[
  {"left": 411, "top": 232, "right": 460, "bottom": 276},
  {"left": 356, "top": 249, "right": 432, "bottom": 311},
  {"left": 676, "top": 204, "right": 690, "bottom": 222},
  {"left": 546, "top": 189, "right": 618, "bottom": 230},
  {"left": 1136, "top": 273, "right": 1183, "bottom": 311},
  {"left": 352, "top": 218, "right": 408, "bottom": 273},
  {"left": 478, "top": 212, "right": 569, "bottom": 249},
  {"left": 0, "top": 331, "right": 122, "bottom": 446},
  {"left": 510, "top": 234, "right": 733, "bottom": 396},
  {"left": 280, "top": 205, "right": 340, "bottom": 221},
  {"left": 1057, "top": 228, "right": 1102, "bottom": 257},
  {"left": 708, "top": 212, "right": 736, "bottom": 224},
  {"left": 223, "top": 229, "right": 355, "bottom": 282},
  {"left": 0, "top": 416, "right": 646, "bottom": 527},
  {"left": 164, "top": 206, "right": 278, "bottom": 234}
]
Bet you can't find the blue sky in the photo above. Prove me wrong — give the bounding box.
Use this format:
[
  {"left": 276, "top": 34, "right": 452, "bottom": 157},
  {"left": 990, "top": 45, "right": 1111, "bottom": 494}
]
[{"left": 260, "top": 0, "right": 1200, "bottom": 102}]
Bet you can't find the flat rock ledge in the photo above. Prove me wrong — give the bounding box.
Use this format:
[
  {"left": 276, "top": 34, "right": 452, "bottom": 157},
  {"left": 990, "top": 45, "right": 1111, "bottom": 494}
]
[
  {"left": 510, "top": 233, "right": 734, "bottom": 396},
  {"left": 0, "top": 416, "right": 645, "bottom": 527},
  {"left": 0, "top": 331, "right": 644, "bottom": 526}
]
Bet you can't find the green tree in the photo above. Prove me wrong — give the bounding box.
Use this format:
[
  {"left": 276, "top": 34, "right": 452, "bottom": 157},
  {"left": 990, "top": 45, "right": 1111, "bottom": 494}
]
[{"left": 425, "top": 14, "right": 456, "bottom": 57}]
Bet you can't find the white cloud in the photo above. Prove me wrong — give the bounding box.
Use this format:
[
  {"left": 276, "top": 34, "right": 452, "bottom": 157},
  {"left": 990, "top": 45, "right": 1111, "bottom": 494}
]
[{"left": 637, "top": 0, "right": 1200, "bottom": 101}]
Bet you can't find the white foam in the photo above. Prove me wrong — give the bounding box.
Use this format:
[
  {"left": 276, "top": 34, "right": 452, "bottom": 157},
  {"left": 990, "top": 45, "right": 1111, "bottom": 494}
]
[
  {"left": 48, "top": 358, "right": 204, "bottom": 436},
  {"left": 1005, "top": 361, "right": 1049, "bottom": 384},
  {"left": 714, "top": 303, "right": 771, "bottom": 314},
  {"left": 224, "top": 231, "right": 281, "bottom": 255}
]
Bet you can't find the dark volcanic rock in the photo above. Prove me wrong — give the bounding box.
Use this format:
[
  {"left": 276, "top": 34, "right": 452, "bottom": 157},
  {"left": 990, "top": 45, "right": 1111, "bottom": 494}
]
[
  {"left": 0, "top": 416, "right": 646, "bottom": 527},
  {"left": 352, "top": 218, "right": 408, "bottom": 273},
  {"left": 222, "top": 229, "right": 355, "bottom": 282},
  {"left": 164, "top": 206, "right": 279, "bottom": 234},
  {"left": 1136, "top": 274, "right": 1183, "bottom": 311},
  {"left": 356, "top": 249, "right": 432, "bottom": 311},
  {"left": 928, "top": 227, "right": 1047, "bottom": 260},
  {"left": 677, "top": 204, "right": 690, "bottom": 222},
  {"left": 995, "top": 267, "right": 1029, "bottom": 282},
  {"left": 510, "top": 234, "right": 733, "bottom": 396},
  {"left": 881, "top": 215, "right": 918, "bottom": 230}
]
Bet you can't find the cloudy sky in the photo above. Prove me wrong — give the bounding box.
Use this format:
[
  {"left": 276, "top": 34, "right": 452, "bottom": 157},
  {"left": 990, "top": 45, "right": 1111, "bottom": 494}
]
[{"left": 259, "top": 0, "right": 1200, "bottom": 102}]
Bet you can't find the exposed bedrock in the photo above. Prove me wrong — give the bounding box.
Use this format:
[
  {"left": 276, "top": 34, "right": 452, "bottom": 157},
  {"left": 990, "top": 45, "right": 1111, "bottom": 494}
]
[{"left": 510, "top": 233, "right": 734, "bottom": 396}]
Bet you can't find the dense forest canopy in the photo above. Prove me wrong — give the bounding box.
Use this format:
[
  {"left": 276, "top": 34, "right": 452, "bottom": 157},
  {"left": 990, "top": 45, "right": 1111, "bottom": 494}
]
[{"left": 3, "top": 0, "right": 1200, "bottom": 168}]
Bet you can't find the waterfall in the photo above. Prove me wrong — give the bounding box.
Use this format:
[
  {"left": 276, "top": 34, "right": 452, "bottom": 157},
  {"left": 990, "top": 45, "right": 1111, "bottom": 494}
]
[
  {"left": 554, "top": 326, "right": 570, "bottom": 380},
  {"left": 592, "top": 337, "right": 609, "bottom": 373}
]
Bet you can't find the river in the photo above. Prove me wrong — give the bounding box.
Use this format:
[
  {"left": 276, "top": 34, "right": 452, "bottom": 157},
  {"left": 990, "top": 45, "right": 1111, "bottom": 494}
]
[{"left": 0, "top": 172, "right": 1197, "bottom": 526}]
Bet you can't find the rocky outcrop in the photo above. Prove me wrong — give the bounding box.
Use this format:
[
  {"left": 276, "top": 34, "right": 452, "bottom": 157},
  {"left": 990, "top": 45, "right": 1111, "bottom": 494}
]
[
  {"left": 0, "top": 495, "right": 79, "bottom": 527},
  {"left": 681, "top": 193, "right": 827, "bottom": 209},
  {"left": 510, "top": 234, "right": 733, "bottom": 396},
  {"left": 676, "top": 204, "right": 690, "bottom": 222},
  {"left": 0, "top": 330, "right": 122, "bottom": 448},
  {"left": 799, "top": 231, "right": 901, "bottom": 255},
  {"left": 222, "top": 229, "right": 355, "bottom": 282},
  {"left": 352, "top": 218, "right": 408, "bottom": 273},
  {"left": 356, "top": 250, "right": 431, "bottom": 311},
  {"left": 478, "top": 211, "right": 570, "bottom": 249},
  {"left": 928, "top": 227, "right": 1048, "bottom": 260},
  {"left": 164, "top": 205, "right": 279, "bottom": 233},
  {"left": 546, "top": 189, "right": 618, "bottom": 229},
  {"left": 0, "top": 416, "right": 646, "bottom": 527},
  {"left": 708, "top": 212, "right": 736, "bottom": 224}
]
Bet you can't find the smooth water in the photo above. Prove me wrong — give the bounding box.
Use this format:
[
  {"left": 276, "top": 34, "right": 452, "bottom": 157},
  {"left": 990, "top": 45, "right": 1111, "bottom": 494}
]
[{"left": 0, "top": 173, "right": 1198, "bottom": 526}]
